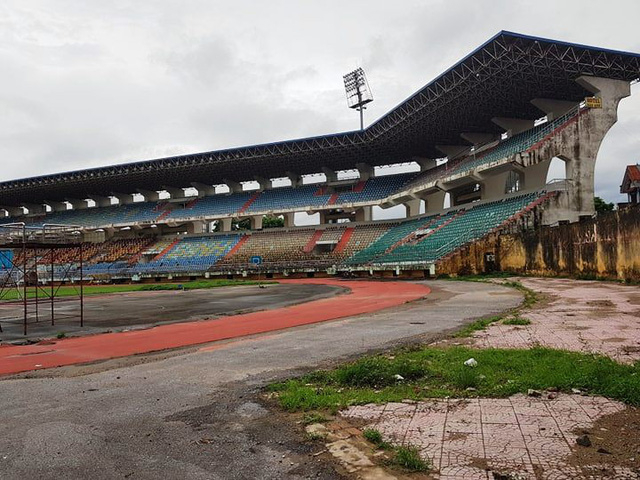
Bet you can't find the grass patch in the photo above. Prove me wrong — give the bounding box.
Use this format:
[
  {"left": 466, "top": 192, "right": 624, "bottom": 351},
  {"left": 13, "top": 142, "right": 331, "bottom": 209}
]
[
  {"left": 269, "top": 347, "right": 640, "bottom": 412},
  {"left": 56, "top": 331, "right": 66, "bottom": 339},
  {"left": 502, "top": 316, "right": 531, "bottom": 326},
  {"left": 363, "top": 428, "right": 392, "bottom": 450},
  {"left": 302, "top": 412, "right": 328, "bottom": 425},
  {"left": 0, "top": 279, "right": 274, "bottom": 301},
  {"left": 390, "top": 445, "right": 430, "bottom": 472}
]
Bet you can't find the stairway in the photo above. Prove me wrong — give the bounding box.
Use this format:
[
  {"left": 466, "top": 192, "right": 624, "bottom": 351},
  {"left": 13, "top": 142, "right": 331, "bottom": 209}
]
[
  {"left": 303, "top": 230, "right": 324, "bottom": 253},
  {"left": 152, "top": 238, "right": 180, "bottom": 261},
  {"left": 222, "top": 235, "right": 249, "bottom": 260},
  {"left": 334, "top": 228, "right": 354, "bottom": 254},
  {"left": 352, "top": 180, "right": 367, "bottom": 193},
  {"left": 239, "top": 192, "right": 261, "bottom": 214},
  {"left": 327, "top": 193, "right": 340, "bottom": 205}
]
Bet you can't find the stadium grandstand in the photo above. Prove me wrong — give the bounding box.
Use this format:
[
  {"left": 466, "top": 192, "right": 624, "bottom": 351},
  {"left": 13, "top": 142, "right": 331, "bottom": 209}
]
[{"left": 1, "top": 31, "right": 639, "bottom": 281}]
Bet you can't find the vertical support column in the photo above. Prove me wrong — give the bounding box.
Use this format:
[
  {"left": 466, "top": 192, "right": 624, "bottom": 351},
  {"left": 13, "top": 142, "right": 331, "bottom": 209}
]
[
  {"left": 480, "top": 172, "right": 510, "bottom": 201},
  {"left": 403, "top": 199, "right": 421, "bottom": 218},
  {"left": 283, "top": 212, "right": 295, "bottom": 228},
  {"left": 424, "top": 190, "right": 446, "bottom": 214},
  {"left": 250, "top": 215, "right": 263, "bottom": 230},
  {"left": 220, "top": 218, "right": 233, "bottom": 232},
  {"left": 355, "top": 206, "right": 372, "bottom": 222}
]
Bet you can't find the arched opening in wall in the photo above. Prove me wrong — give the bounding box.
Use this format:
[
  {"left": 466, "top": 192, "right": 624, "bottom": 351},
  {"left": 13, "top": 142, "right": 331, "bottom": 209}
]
[
  {"left": 443, "top": 192, "right": 451, "bottom": 209},
  {"left": 295, "top": 212, "right": 319, "bottom": 226},
  {"left": 420, "top": 199, "right": 426, "bottom": 215},
  {"left": 372, "top": 205, "right": 405, "bottom": 221},
  {"left": 546, "top": 156, "right": 568, "bottom": 184}
]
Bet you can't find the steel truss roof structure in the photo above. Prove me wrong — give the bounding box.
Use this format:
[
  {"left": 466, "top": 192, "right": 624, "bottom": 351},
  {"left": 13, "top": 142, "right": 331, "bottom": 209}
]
[{"left": 1, "top": 31, "right": 639, "bottom": 207}]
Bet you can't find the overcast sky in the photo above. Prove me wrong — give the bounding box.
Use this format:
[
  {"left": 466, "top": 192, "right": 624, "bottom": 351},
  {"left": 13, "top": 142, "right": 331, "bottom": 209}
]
[{"left": 1, "top": 0, "right": 639, "bottom": 204}]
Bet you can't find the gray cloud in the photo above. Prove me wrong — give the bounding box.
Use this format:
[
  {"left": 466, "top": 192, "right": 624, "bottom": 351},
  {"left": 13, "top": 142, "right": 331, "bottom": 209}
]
[{"left": 0, "top": 0, "right": 639, "bottom": 204}]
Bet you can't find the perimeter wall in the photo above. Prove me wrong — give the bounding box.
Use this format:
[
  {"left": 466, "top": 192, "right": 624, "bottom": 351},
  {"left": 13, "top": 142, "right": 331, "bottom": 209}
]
[{"left": 437, "top": 205, "right": 640, "bottom": 281}]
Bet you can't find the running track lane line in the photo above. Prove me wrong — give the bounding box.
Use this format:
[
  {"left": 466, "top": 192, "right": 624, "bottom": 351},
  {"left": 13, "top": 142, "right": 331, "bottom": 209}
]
[{"left": 0, "top": 279, "right": 430, "bottom": 376}]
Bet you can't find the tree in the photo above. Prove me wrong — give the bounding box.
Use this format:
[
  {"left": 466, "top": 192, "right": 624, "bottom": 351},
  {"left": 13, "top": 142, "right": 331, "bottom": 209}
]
[{"left": 594, "top": 196, "right": 614, "bottom": 214}]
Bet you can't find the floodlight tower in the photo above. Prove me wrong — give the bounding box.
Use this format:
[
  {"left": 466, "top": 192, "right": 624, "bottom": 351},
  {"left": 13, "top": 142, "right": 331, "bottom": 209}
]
[{"left": 343, "top": 67, "right": 373, "bottom": 131}]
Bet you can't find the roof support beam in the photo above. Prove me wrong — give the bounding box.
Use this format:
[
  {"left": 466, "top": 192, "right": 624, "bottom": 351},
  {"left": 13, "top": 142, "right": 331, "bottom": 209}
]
[
  {"left": 88, "top": 195, "right": 113, "bottom": 208},
  {"left": 23, "top": 203, "right": 46, "bottom": 214},
  {"left": 2, "top": 206, "right": 24, "bottom": 217},
  {"left": 113, "top": 193, "right": 135, "bottom": 205},
  {"left": 66, "top": 199, "right": 89, "bottom": 210},
  {"left": 223, "top": 179, "right": 243, "bottom": 193},
  {"left": 460, "top": 133, "right": 498, "bottom": 146},
  {"left": 45, "top": 201, "right": 68, "bottom": 212},
  {"left": 137, "top": 189, "right": 160, "bottom": 202},
  {"left": 321, "top": 167, "right": 337, "bottom": 183},
  {"left": 491, "top": 117, "right": 535, "bottom": 136},
  {"left": 254, "top": 176, "right": 272, "bottom": 191},
  {"left": 356, "top": 163, "right": 374, "bottom": 181},
  {"left": 531, "top": 98, "right": 577, "bottom": 120},
  {"left": 163, "top": 186, "right": 185, "bottom": 199},
  {"left": 435, "top": 145, "right": 468, "bottom": 159},
  {"left": 286, "top": 171, "right": 302, "bottom": 188},
  {"left": 412, "top": 157, "right": 437, "bottom": 171},
  {"left": 191, "top": 182, "right": 216, "bottom": 197}
]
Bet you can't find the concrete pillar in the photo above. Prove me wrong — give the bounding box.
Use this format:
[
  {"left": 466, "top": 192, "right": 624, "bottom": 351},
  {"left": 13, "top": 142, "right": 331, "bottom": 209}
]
[
  {"left": 531, "top": 98, "right": 577, "bottom": 120},
  {"left": 4, "top": 206, "right": 25, "bottom": 217},
  {"left": 355, "top": 206, "right": 372, "bottom": 223},
  {"left": 436, "top": 145, "right": 468, "bottom": 159},
  {"left": 89, "top": 196, "right": 113, "bottom": 208},
  {"left": 321, "top": 167, "right": 337, "bottom": 183},
  {"left": 424, "top": 191, "right": 446, "bottom": 214},
  {"left": 164, "top": 187, "right": 185, "bottom": 199},
  {"left": 283, "top": 212, "right": 295, "bottom": 228},
  {"left": 113, "top": 193, "right": 135, "bottom": 205},
  {"left": 255, "top": 176, "right": 272, "bottom": 191},
  {"left": 186, "top": 221, "right": 206, "bottom": 235},
  {"left": 480, "top": 172, "right": 510, "bottom": 201},
  {"left": 491, "top": 117, "right": 535, "bottom": 136},
  {"left": 319, "top": 211, "right": 328, "bottom": 225},
  {"left": 356, "top": 163, "right": 374, "bottom": 181},
  {"left": 220, "top": 217, "right": 233, "bottom": 232},
  {"left": 24, "top": 203, "right": 46, "bottom": 215},
  {"left": 46, "top": 201, "right": 68, "bottom": 212},
  {"left": 191, "top": 182, "right": 216, "bottom": 197},
  {"left": 286, "top": 171, "right": 302, "bottom": 187},
  {"left": 403, "top": 199, "right": 421, "bottom": 218},
  {"left": 138, "top": 189, "right": 160, "bottom": 202},
  {"left": 250, "top": 215, "right": 263, "bottom": 230},
  {"left": 223, "top": 179, "right": 243, "bottom": 194}
]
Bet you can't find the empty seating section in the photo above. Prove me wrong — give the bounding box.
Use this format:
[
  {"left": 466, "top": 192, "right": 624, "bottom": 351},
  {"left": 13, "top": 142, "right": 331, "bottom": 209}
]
[
  {"left": 345, "top": 215, "right": 443, "bottom": 265},
  {"left": 218, "top": 229, "right": 316, "bottom": 266},
  {"left": 369, "top": 193, "right": 541, "bottom": 265},
  {"left": 246, "top": 185, "right": 331, "bottom": 213},
  {"left": 333, "top": 224, "right": 391, "bottom": 259},
  {"left": 133, "top": 235, "right": 241, "bottom": 273},
  {"left": 167, "top": 192, "right": 253, "bottom": 220},
  {"left": 336, "top": 173, "right": 416, "bottom": 203}
]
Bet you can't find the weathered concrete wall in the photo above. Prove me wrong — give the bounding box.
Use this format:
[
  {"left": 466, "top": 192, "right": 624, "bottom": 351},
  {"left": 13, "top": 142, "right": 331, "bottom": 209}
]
[{"left": 438, "top": 205, "right": 640, "bottom": 281}]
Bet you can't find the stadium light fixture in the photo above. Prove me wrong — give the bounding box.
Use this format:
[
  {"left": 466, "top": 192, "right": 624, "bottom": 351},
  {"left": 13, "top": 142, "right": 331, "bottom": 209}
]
[{"left": 343, "top": 67, "right": 373, "bottom": 131}]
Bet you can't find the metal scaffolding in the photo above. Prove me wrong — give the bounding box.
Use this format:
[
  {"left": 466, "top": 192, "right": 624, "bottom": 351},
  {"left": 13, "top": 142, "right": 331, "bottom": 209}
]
[{"left": 0, "top": 223, "right": 84, "bottom": 336}]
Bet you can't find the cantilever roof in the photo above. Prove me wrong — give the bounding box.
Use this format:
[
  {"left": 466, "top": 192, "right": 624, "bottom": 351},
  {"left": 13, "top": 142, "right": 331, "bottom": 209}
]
[{"left": 2, "top": 30, "right": 640, "bottom": 207}]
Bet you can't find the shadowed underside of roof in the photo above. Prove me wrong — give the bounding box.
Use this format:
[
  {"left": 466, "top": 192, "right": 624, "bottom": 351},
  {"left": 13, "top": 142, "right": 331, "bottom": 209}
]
[{"left": 2, "top": 30, "right": 639, "bottom": 207}]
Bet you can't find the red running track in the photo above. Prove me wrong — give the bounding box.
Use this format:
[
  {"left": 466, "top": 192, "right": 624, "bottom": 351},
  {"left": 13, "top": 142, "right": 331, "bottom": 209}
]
[{"left": 0, "top": 279, "right": 430, "bottom": 376}]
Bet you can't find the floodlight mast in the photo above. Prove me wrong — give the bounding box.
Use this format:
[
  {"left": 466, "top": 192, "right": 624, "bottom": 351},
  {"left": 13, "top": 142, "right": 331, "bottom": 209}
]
[{"left": 343, "top": 67, "right": 373, "bottom": 131}]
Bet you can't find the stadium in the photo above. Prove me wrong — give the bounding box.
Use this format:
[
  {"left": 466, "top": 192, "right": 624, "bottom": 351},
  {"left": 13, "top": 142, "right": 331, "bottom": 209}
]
[{"left": 2, "top": 26, "right": 640, "bottom": 480}]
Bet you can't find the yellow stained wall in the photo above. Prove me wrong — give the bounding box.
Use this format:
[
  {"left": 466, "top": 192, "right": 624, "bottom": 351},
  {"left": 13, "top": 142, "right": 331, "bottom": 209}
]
[{"left": 438, "top": 206, "right": 640, "bottom": 281}]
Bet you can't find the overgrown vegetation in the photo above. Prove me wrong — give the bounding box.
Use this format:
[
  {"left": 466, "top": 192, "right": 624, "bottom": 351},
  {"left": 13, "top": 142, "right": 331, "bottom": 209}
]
[
  {"left": 502, "top": 315, "right": 531, "bottom": 326},
  {"left": 389, "top": 445, "right": 430, "bottom": 472},
  {"left": 0, "top": 279, "right": 274, "bottom": 301},
  {"left": 269, "top": 347, "right": 640, "bottom": 412},
  {"left": 363, "top": 428, "right": 391, "bottom": 450}
]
